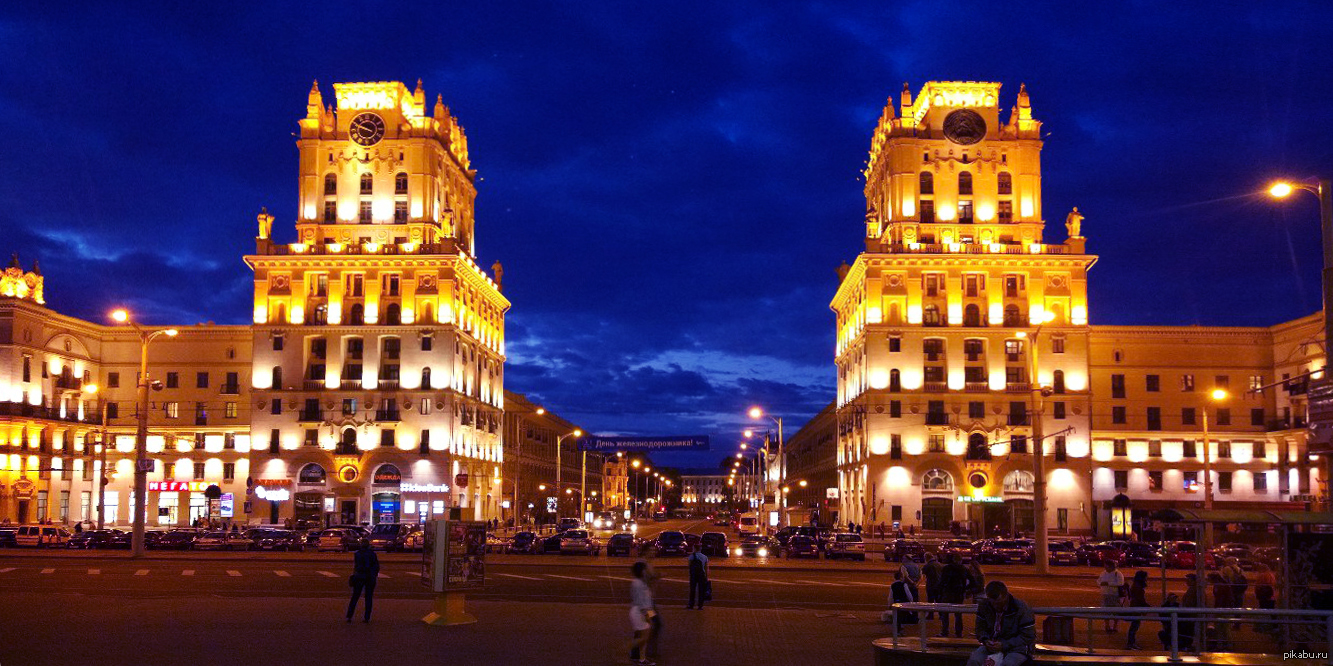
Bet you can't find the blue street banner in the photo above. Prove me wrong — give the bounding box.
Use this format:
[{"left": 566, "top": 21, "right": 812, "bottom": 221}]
[{"left": 579, "top": 435, "right": 709, "bottom": 452}]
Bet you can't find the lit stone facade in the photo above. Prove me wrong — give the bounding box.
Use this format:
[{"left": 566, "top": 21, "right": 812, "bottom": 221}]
[
  {"left": 681, "top": 474, "right": 730, "bottom": 507},
  {"left": 829, "top": 81, "right": 1322, "bottom": 538}
]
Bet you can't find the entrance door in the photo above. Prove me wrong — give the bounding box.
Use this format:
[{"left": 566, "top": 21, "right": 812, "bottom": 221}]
[
  {"left": 270, "top": 501, "right": 281, "bottom": 525},
  {"left": 1008, "top": 499, "right": 1035, "bottom": 536},
  {"left": 340, "top": 500, "right": 357, "bottom": 525},
  {"left": 981, "top": 503, "right": 1013, "bottom": 537},
  {"left": 16, "top": 500, "right": 29, "bottom": 523},
  {"left": 922, "top": 498, "right": 953, "bottom": 531},
  {"left": 372, "top": 492, "right": 400, "bottom": 524}
]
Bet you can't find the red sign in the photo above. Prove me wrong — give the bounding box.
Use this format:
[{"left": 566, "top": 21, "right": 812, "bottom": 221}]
[
  {"left": 147, "top": 481, "right": 210, "bottom": 492},
  {"left": 455, "top": 473, "right": 469, "bottom": 488}
]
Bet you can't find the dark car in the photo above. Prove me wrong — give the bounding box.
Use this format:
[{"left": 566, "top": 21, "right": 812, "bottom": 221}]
[
  {"left": 0, "top": 526, "right": 18, "bottom": 547},
  {"left": 795, "top": 526, "right": 833, "bottom": 550},
  {"left": 150, "top": 529, "right": 202, "bottom": 550},
  {"left": 735, "top": 534, "right": 771, "bottom": 558},
  {"left": 508, "top": 531, "right": 538, "bottom": 554},
  {"left": 883, "top": 538, "right": 926, "bottom": 563},
  {"left": 1121, "top": 542, "right": 1161, "bottom": 567},
  {"left": 1077, "top": 541, "right": 1126, "bottom": 566},
  {"left": 315, "top": 528, "right": 362, "bottom": 552},
  {"left": 1048, "top": 540, "right": 1078, "bottom": 565},
  {"left": 67, "top": 529, "right": 124, "bottom": 550},
  {"left": 535, "top": 532, "right": 565, "bottom": 555},
  {"left": 684, "top": 533, "right": 702, "bottom": 553},
  {"left": 700, "top": 532, "right": 729, "bottom": 557},
  {"left": 786, "top": 535, "right": 821, "bottom": 559},
  {"left": 1252, "top": 546, "right": 1281, "bottom": 570},
  {"left": 979, "top": 540, "right": 1033, "bottom": 565},
  {"left": 607, "top": 533, "right": 641, "bottom": 556},
  {"left": 1161, "top": 541, "right": 1216, "bottom": 569},
  {"left": 368, "top": 523, "right": 411, "bottom": 551},
  {"left": 654, "top": 531, "right": 687, "bottom": 556},
  {"left": 246, "top": 528, "right": 304, "bottom": 551},
  {"left": 937, "top": 539, "right": 975, "bottom": 563}
]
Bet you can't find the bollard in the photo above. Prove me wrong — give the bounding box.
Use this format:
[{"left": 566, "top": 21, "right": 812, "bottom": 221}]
[{"left": 1169, "top": 611, "right": 1180, "bottom": 662}]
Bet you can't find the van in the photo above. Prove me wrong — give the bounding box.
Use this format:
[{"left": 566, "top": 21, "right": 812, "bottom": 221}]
[
  {"left": 737, "top": 513, "right": 760, "bottom": 537},
  {"left": 16, "top": 525, "right": 72, "bottom": 547}
]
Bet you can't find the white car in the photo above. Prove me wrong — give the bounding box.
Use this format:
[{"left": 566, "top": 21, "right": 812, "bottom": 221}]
[
  {"left": 558, "top": 529, "right": 599, "bottom": 556},
  {"left": 826, "top": 533, "right": 866, "bottom": 561},
  {"left": 15, "top": 525, "right": 71, "bottom": 547},
  {"left": 191, "top": 531, "right": 251, "bottom": 551}
]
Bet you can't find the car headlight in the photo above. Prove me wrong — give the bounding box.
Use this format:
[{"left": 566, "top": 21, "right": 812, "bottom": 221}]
[
  {"left": 734, "top": 548, "right": 743, "bottom": 556},
  {"left": 630, "top": 524, "right": 638, "bottom": 533},
  {"left": 758, "top": 548, "right": 768, "bottom": 557}
]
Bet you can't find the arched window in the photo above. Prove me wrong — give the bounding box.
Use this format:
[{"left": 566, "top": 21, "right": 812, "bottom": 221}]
[
  {"left": 394, "top": 172, "right": 408, "bottom": 194},
  {"left": 1003, "top": 304, "right": 1022, "bottom": 327},
  {"left": 1003, "top": 470, "right": 1035, "bottom": 493},
  {"left": 271, "top": 366, "right": 283, "bottom": 390},
  {"left": 385, "top": 303, "right": 402, "bottom": 325},
  {"left": 923, "top": 304, "right": 942, "bottom": 326},
  {"left": 958, "top": 171, "right": 973, "bottom": 196},
  {"left": 923, "top": 469, "right": 954, "bottom": 491},
  {"left": 299, "top": 463, "right": 327, "bottom": 484},
  {"left": 324, "top": 173, "right": 338, "bottom": 195},
  {"left": 889, "top": 369, "right": 901, "bottom": 393},
  {"left": 967, "top": 432, "right": 992, "bottom": 460},
  {"left": 360, "top": 173, "right": 373, "bottom": 194},
  {"left": 997, "top": 172, "right": 1012, "bottom": 195},
  {"left": 1053, "top": 369, "right": 1066, "bottom": 394},
  {"left": 421, "top": 367, "right": 432, "bottom": 389},
  {"left": 964, "top": 304, "right": 982, "bottom": 328},
  {"left": 348, "top": 303, "right": 364, "bottom": 325},
  {"left": 312, "top": 304, "right": 327, "bottom": 325},
  {"left": 919, "top": 171, "right": 934, "bottom": 195},
  {"left": 338, "top": 428, "right": 358, "bottom": 454}
]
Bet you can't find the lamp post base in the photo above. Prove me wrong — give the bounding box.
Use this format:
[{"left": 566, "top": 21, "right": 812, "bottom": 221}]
[{"left": 421, "top": 591, "right": 477, "bottom": 626}]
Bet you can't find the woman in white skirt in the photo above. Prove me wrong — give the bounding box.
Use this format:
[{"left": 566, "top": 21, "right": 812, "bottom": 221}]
[{"left": 629, "top": 561, "right": 657, "bottom": 666}]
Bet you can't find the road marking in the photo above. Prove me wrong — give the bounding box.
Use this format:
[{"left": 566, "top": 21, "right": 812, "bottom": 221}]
[
  {"left": 274, "top": 570, "right": 291, "bottom": 577},
  {"left": 40, "top": 568, "right": 54, "bottom": 574},
  {"left": 317, "top": 571, "right": 337, "bottom": 578},
  {"left": 660, "top": 577, "right": 688, "bottom": 583},
  {"left": 840, "top": 581, "right": 885, "bottom": 587},
  {"left": 226, "top": 570, "right": 241, "bottom": 577},
  {"left": 182, "top": 569, "right": 194, "bottom": 576},
  {"left": 545, "top": 574, "right": 594, "bottom": 582},
  {"left": 796, "top": 579, "right": 847, "bottom": 587},
  {"left": 378, "top": 573, "right": 389, "bottom": 579},
  {"left": 599, "top": 575, "right": 632, "bottom": 581},
  {"left": 497, "top": 573, "right": 542, "bottom": 581},
  {"left": 135, "top": 569, "right": 149, "bottom": 576},
  {"left": 402, "top": 571, "right": 422, "bottom": 577},
  {"left": 750, "top": 578, "right": 796, "bottom": 586},
  {"left": 87, "top": 569, "right": 100, "bottom": 575},
  {"left": 0, "top": 567, "right": 15, "bottom": 573}
]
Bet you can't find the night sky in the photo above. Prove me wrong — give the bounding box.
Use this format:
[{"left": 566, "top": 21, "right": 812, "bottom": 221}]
[{"left": 4, "top": 4, "right": 1332, "bottom": 470}]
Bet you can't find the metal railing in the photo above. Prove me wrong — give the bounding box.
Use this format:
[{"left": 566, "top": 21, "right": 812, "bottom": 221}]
[{"left": 886, "top": 602, "right": 1333, "bottom": 664}]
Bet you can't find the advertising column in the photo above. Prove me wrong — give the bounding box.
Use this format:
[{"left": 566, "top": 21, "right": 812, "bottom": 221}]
[{"left": 421, "top": 519, "right": 485, "bottom": 626}]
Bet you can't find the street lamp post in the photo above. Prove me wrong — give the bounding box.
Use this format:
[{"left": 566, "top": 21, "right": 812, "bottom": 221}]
[
  {"left": 748, "top": 408, "right": 785, "bottom": 527},
  {"left": 554, "top": 428, "right": 582, "bottom": 519},
  {"left": 1017, "top": 310, "right": 1056, "bottom": 574},
  {"left": 109, "top": 308, "right": 177, "bottom": 558},
  {"left": 1201, "top": 388, "right": 1228, "bottom": 549},
  {"left": 81, "top": 384, "right": 109, "bottom": 530}
]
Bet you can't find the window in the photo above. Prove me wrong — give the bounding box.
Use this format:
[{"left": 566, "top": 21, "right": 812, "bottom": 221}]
[
  {"left": 106, "top": 403, "right": 119, "bottom": 419},
  {"left": 1254, "top": 473, "right": 1268, "bottom": 493},
  {"left": 1009, "top": 435, "right": 1027, "bottom": 454},
  {"left": 1216, "top": 408, "right": 1231, "bottom": 426},
  {"left": 323, "top": 200, "right": 337, "bottom": 223},
  {"left": 421, "top": 367, "right": 433, "bottom": 389},
  {"left": 919, "top": 171, "right": 933, "bottom": 195},
  {"left": 394, "top": 201, "right": 408, "bottom": 223},
  {"left": 1249, "top": 375, "right": 1263, "bottom": 391},
  {"left": 359, "top": 200, "right": 373, "bottom": 223},
  {"left": 273, "top": 334, "right": 284, "bottom": 351},
  {"left": 380, "top": 429, "right": 395, "bottom": 448},
  {"left": 964, "top": 274, "right": 982, "bottom": 297},
  {"left": 963, "top": 339, "right": 984, "bottom": 361},
  {"left": 1218, "top": 471, "right": 1232, "bottom": 492},
  {"left": 1051, "top": 337, "right": 1065, "bottom": 354},
  {"left": 166, "top": 372, "right": 179, "bottom": 389},
  {"left": 1005, "top": 339, "right": 1024, "bottom": 361},
  {"left": 1148, "top": 471, "right": 1163, "bottom": 491},
  {"left": 923, "top": 305, "right": 941, "bottom": 326},
  {"left": 270, "top": 399, "right": 282, "bottom": 415},
  {"left": 1217, "top": 441, "right": 1231, "bottom": 459},
  {"left": 1008, "top": 401, "right": 1027, "bottom": 426},
  {"left": 193, "top": 372, "right": 207, "bottom": 389},
  {"left": 1254, "top": 440, "right": 1267, "bottom": 459},
  {"left": 1215, "top": 375, "right": 1230, "bottom": 390},
  {"left": 419, "top": 429, "right": 431, "bottom": 455},
  {"left": 958, "top": 171, "right": 973, "bottom": 195},
  {"left": 22, "top": 355, "right": 31, "bottom": 382},
  {"left": 304, "top": 429, "right": 318, "bottom": 447},
  {"left": 1113, "top": 470, "right": 1128, "bottom": 490},
  {"left": 223, "top": 372, "right": 239, "bottom": 394},
  {"left": 1147, "top": 407, "right": 1161, "bottom": 431},
  {"left": 422, "top": 335, "right": 433, "bottom": 351},
  {"left": 889, "top": 370, "right": 901, "bottom": 392},
  {"left": 997, "top": 200, "right": 1013, "bottom": 223},
  {"left": 324, "top": 173, "right": 337, "bottom": 195},
  {"left": 889, "top": 400, "right": 901, "bottom": 418},
  {"left": 1053, "top": 370, "right": 1066, "bottom": 394},
  {"left": 1005, "top": 366, "right": 1026, "bottom": 386},
  {"left": 1181, "top": 374, "right": 1195, "bottom": 392},
  {"left": 1004, "top": 274, "right": 1024, "bottom": 297},
  {"left": 924, "top": 366, "right": 945, "bottom": 382},
  {"left": 360, "top": 173, "right": 373, "bottom": 194},
  {"left": 224, "top": 433, "right": 235, "bottom": 449},
  {"left": 1053, "top": 401, "right": 1066, "bottom": 419},
  {"left": 269, "top": 429, "right": 280, "bottom": 454},
  {"left": 271, "top": 366, "right": 283, "bottom": 390},
  {"left": 346, "top": 274, "right": 365, "bottom": 297},
  {"left": 957, "top": 201, "right": 973, "bottom": 224},
  {"left": 1184, "top": 471, "right": 1198, "bottom": 490},
  {"left": 1054, "top": 436, "right": 1067, "bottom": 462},
  {"left": 1251, "top": 408, "right": 1265, "bottom": 426},
  {"left": 924, "top": 273, "right": 943, "bottom": 297},
  {"left": 1182, "top": 407, "right": 1196, "bottom": 426},
  {"left": 1146, "top": 375, "right": 1160, "bottom": 392},
  {"left": 890, "top": 435, "right": 902, "bottom": 460},
  {"left": 383, "top": 274, "right": 401, "bottom": 296},
  {"left": 195, "top": 402, "right": 207, "bottom": 425},
  {"left": 1183, "top": 440, "right": 1197, "bottom": 458},
  {"left": 969, "top": 401, "right": 985, "bottom": 419},
  {"left": 1113, "top": 439, "right": 1127, "bottom": 457},
  {"left": 1112, "top": 406, "right": 1126, "bottom": 424},
  {"left": 223, "top": 463, "right": 235, "bottom": 481},
  {"left": 343, "top": 399, "right": 358, "bottom": 416},
  {"left": 1111, "top": 374, "right": 1125, "bottom": 398},
  {"left": 997, "top": 172, "right": 1012, "bottom": 195},
  {"left": 928, "top": 435, "right": 945, "bottom": 453},
  {"left": 923, "top": 338, "right": 944, "bottom": 361},
  {"left": 888, "top": 336, "right": 901, "bottom": 353},
  {"left": 164, "top": 402, "right": 179, "bottom": 418},
  {"left": 224, "top": 402, "right": 237, "bottom": 418},
  {"left": 919, "top": 200, "right": 935, "bottom": 224},
  {"left": 395, "top": 172, "right": 408, "bottom": 194},
  {"left": 193, "top": 462, "right": 205, "bottom": 480},
  {"left": 107, "top": 372, "right": 119, "bottom": 388}
]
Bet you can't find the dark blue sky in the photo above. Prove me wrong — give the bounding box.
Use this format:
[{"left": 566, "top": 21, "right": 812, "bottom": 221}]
[{"left": 4, "top": 3, "right": 1331, "bottom": 470}]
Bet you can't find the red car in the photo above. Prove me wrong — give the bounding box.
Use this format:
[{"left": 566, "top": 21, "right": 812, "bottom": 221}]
[{"left": 1161, "top": 541, "right": 1216, "bottom": 569}]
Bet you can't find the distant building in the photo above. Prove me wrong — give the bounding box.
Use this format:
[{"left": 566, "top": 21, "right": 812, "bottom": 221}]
[{"left": 680, "top": 473, "right": 731, "bottom": 508}]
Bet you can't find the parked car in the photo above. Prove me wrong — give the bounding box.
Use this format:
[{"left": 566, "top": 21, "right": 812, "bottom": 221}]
[
  {"left": 1252, "top": 546, "right": 1281, "bottom": 570},
  {"left": 559, "top": 529, "right": 600, "bottom": 556},
  {"left": 246, "top": 528, "right": 304, "bottom": 551},
  {"left": 711, "top": 514, "right": 732, "bottom": 527},
  {"left": 652, "top": 510, "right": 667, "bottom": 521},
  {"left": 606, "top": 533, "right": 642, "bottom": 557},
  {"left": 15, "top": 525, "right": 71, "bottom": 547},
  {"left": 1121, "top": 542, "right": 1162, "bottom": 567},
  {"left": 484, "top": 533, "right": 508, "bottom": 553},
  {"left": 827, "top": 533, "right": 866, "bottom": 561},
  {"left": 192, "top": 531, "right": 252, "bottom": 551},
  {"left": 150, "top": 529, "right": 201, "bottom": 550},
  {"left": 1048, "top": 540, "right": 1078, "bottom": 565},
  {"left": 978, "top": 540, "right": 1033, "bottom": 565},
  {"left": 883, "top": 538, "right": 927, "bottom": 563},
  {"left": 700, "top": 532, "right": 729, "bottom": 557},
  {"left": 734, "top": 534, "right": 771, "bottom": 558},
  {"left": 506, "top": 531, "right": 538, "bottom": 554},
  {"left": 684, "top": 533, "right": 702, "bottom": 553},
  {"left": 1161, "top": 541, "right": 1216, "bottom": 569},
  {"left": 557, "top": 518, "right": 582, "bottom": 532},
  {"left": 1212, "top": 542, "right": 1254, "bottom": 566},
  {"left": 535, "top": 532, "right": 566, "bottom": 555},
  {"left": 315, "top": 528, "right": 362, "bottom": 552},
  {"left": 368, "top": 523, "right": 411, "bottom": 551},
  {"left": 1076, "top": 541, "right": 1126, "bottom": 566},
  {"left": 400, "top": 527, "right": 425, "bottom": 552},
  {"left": 786, "top": 535, "right": 821, "bottom": 559},
  {"left": 67, "top": 529, "right": 126, "bottom": 550},
  {"left": 654, "top": 531, "right": 688, "bottom": 556},
  {"left": 0, "top": 526, "right": 18, "bottom": 547},
  {"left": 937, "top": 539, "right": 975, "bottom": 563}
]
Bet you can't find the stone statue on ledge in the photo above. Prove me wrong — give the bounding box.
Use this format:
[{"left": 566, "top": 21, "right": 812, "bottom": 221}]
[{"left": 1065, "top": 207, "right": 1084, "bottom": 238}]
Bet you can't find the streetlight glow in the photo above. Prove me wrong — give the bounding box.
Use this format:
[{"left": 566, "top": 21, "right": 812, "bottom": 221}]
[
  {"left": 1269, "top": 181, "right": 1294, "bottom": 198},
  {"left": 740, "top": 442, "right": 747, "bottom": 450},
  {"left": 799, "top": 480, "right": 808, "bottom": 487},
  {"left": 163, "top": 329, "right": 179, "bottom": 337},
  {"left": 82, "top": 383, "right": 99, "bottom": 395},
  {"left": 1211, "top": 388, "right": 1229, "bottom": 401},
  {"left": 743, "top": 429, "right": 754, "bottom": 438},
  {"left": 535, "top": 407, "right": 546, "bottom": 415},
  {"left": 747, "top": 407, "right": 763, "bottom": 419},
  {"left": 110, "top": 309, "right": 129, "bottom": 323},
  {"left": 572, "top": 429, "right": 583, "bottom": 437},
  {"left": 631, "top": 460, "right": 641, "bottom": 469}
]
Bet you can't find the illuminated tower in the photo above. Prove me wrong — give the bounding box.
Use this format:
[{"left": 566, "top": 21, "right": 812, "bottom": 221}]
[
  {"left": 246, "top": 80, "right": 508, "bottom": 526},
  {"left": 831, "top": 82, "right": 1096, "bottom": 536}
]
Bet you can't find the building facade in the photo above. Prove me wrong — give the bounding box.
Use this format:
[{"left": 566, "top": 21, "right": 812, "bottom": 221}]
[
  {"left": 829, "top": 81, "right": 1322, "bottom": 538},
  {"left": 501, "top": 390, "right": 604, "bottom": 525},
  {"left": 680, "top": 473, "right": 730, "bottom": 508}
]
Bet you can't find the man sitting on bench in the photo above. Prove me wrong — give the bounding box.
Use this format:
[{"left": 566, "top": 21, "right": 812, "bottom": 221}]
[{"left": 967, "top": 581, "right": 1036, "bottom": 666}]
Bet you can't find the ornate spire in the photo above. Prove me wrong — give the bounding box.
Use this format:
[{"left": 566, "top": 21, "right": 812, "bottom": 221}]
[
  {"left": 7, "top": 253, "right": 19, "bottom": 269},
  {"left": 900, "top": 82, "right": 912, "bottom": 109},
  {"left": 307, "top": 80, "right": 323, "bottom": 118}
]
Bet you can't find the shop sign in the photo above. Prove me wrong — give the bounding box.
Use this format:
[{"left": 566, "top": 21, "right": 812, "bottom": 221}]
[
  {"left": 255, "top": 486, "right": 291, "bottom": 501},
  {"left": 220, "top": 493, "right": 234, "bottom": 518},
  {"left": 373, "top": 465, "right": 401, "bottom": 485},
  {"left": 826, "top": 487, "right": 840, "bottom": 500},
  {"left": 148, "top": 481, "right": 211, "bottom": 492},
  {"left": 338, "top": 465, "right": 358, "bottom": 483},
  {"left": 402, "top": 483, "right": 450, "bottom": 493},
  {"left": 958, "top": 495, "right": 1003, "bottom": 504}
]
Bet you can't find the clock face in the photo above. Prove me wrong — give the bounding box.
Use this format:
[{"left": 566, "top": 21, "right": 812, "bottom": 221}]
[
  {"left": 942, "top": 109, "right": 986, "bottom": 145},
  {"left": 348, "top": 112, "right": 386, "bottom": 146}
]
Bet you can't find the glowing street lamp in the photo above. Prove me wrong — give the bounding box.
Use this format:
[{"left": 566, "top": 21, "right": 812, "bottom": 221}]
[
  {"left": 554, "top": 428, "right": 582, "bottom": 518},
  {"left": 747, "top": 406, "right": 786, "bottom": 527}
]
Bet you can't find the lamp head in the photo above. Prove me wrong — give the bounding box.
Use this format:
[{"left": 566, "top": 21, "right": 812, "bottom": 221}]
[
  {"left": 572, "top": 429, "right": 583, "bottom": 438},
  {"left": 740, "top": 442, "right": 748, "bottom": 450},
  {"left": 743, "top": 429, "right": 754, "bottom": 438},
  {"left": 163, "top": 329, "right": 179, "bottom": 337},
  {"left": 1269, "top": 181, "right": 1294, "bottom": 198},
  {"left": 535, "top": 407, "right": 546, "bottom": 415},
  {"left": 81, "top": 383, "right": 99, "bottom": 395},
  {"left": 799, "top": 480, "right": 808, "bottom": 487},
  {"left": 1211, "top": 388, "right": 1229, "bottom": 401},
  {"left": 110, "top": 309, "right": 129, "bottom": 323},
  {"left": 747, "top": 407, "right": 763, "bottom": 419},
  {"left": 631, "top": 460, "right": 640, "bottom": 469},
  {"left": 735, "top": 453, "right": 743, "bottom": 459}
]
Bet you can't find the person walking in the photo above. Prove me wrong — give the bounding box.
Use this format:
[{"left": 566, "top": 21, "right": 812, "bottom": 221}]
[
  {"left": 938, "top": 553, "right": 972, "bottom": 638},
  {"left": 1125, "top": 570, "right": 1149, "bottom": 649},
  {"left": 686, "top": 546, "right": 710, "bottom": 609},
  {"left": 922, "top": 553, "right": 943, "bottom": 620},
  {"left": 889, "top": 563, "right": 921, "bottom": 625},
  {"left": 346, "top": 538, "right": 379, "bottom": 623},
  {"left": 628, "top": 561, "right": 658, "bottom": 666},
  {"left": 1096, "top": 560, "right": 1126, "bottom": 632},
  {"left": 1253, "top": 563, "right": 1277, "bottom": 633},
  {"left": 966, "top": 581, "right": 1036, "bottom": 666},
  {"left": 1208, "top": 571, "right": 1232, "bottom": 648}
]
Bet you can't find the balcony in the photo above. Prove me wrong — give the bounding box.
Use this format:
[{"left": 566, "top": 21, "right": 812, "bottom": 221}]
[
  {"left": 925, "top": 413, "right": 950, "bottom": 426},
  {"left": 1267, "top": 418, "right": 1307, "bottom": 431},
  {"left": 195, "top": 416, "right": 208, "bottom": 426},
  {"left": 0, "top": 402, "right": 102, "bottom": 425},
  {"left": 374, "top": 410, "right": 401, "bottom": 422},
  {"left": 303, "top": 380, "right": 327, "bottom": 391},
  {"left": 1006, "top": 382, "right": 1031, "bottom": 393},
  {"left": 964, "top": 381, "right": 990, "bottom": 393},
  {"left": 340, "top": 379, "right": 363, "bottom": 390},
  {"left": 922, "top": 381, "right": 949, "bottom": 393},
  {"left": 880, "top": 242, "right": 1068, "bottom": 255},
  {"left": 219, "top": 383, "right": 241, "bottom": 395},
  {"left": 54, "top": 376, "right": 84, "bottom": 391},
  {"left": 259, "top": 240, "right": 458, "bottom": 257}
]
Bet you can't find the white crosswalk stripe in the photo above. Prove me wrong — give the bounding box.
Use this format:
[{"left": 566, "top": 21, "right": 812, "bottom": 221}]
[
  {"left": 545, "top": 574, "right": 594, "bottom": 582},
  {"left": 274, "top": 570, "right": 291, "bottom": 577},
  {"left": 750, "top": 578, "right": 796, "bottom": 586},
  {"left": 598, "top": 575, "right": 632, "bottom": 581},
  {"left": 87, "top": 569, "right": 100, "bottom": 575},
  {"left": 182, "top": 569, "right": 194, "bottom": 576},
  {"left": 40, "top": 568, "right": 54, "bottom": 574},
  {"left": 795, "top": 579, "right": 847, "bottom": 587},
  {"left": 135, "top": 569, "right": 149, "bottom": 576},
  {"left": 496, "top": 573, "right": 542, "bottom": 581},
  {"left": 226, "top": 570, "right": 241, "bottom": 577},
  {"left": 378, "top": 573, "right": 389, "bottom": 579},
  {"left": 403, "top": 571, "right": 422, "bottom": 577},
  {"left": 660, "top": 577, "right": 688, "bottom": 583},
  {"left": 317, "top": 570, "right": 337, "bottom": 578},
  {"left": 0, "top": 567, "right": 15, "bottom": 573}
]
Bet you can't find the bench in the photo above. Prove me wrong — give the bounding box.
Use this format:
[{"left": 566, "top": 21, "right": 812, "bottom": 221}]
[{"left": 871, "top": 638, "right": 1286, "bottom": 666}]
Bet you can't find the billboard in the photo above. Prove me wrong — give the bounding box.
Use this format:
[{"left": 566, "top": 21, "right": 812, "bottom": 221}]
[{"left": 579, "top": 435, "right": 709, "bottom": 452}]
